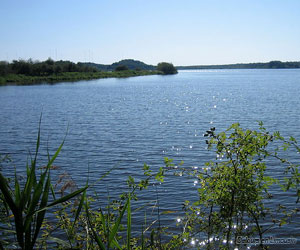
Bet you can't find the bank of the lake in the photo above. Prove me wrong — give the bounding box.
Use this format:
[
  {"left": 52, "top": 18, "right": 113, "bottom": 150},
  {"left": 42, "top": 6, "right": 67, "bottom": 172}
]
[{"left": 0, "top": 70, "right": 161, "bottom": 86}]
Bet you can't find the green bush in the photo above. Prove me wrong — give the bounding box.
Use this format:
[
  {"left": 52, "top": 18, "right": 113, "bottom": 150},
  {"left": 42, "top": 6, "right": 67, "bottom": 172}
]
[
  {"left": 157, "top": 62, "right": 177, "bottom": 75},
  {"left": 175, "top": 123, "right": 299, "bottom": 249}
]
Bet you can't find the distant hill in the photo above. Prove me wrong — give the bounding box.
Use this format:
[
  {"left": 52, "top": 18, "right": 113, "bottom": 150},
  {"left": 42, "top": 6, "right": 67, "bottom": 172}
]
[
  {"left": 176, "top": 61, "right": 300, "bottom": 70},
  {"left": 80, "top": 59, "right": 155, "bottom": 71}
]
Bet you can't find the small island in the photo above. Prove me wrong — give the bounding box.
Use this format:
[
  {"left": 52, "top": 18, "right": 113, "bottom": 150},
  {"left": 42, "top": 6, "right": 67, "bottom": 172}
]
[{"left": 0, "top": 59, "right": 178, "bottom": 86}]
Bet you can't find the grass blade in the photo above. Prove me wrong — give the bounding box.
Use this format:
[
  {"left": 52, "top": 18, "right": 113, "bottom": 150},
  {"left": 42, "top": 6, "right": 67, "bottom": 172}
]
[
  {"left": 50, "top": 183, "right": 56, "bottom": 200},
  {"left": 85, "top": 201, "right": 105, "bottom": 250},
  {"left": 32, "top": 173, "right": 50, "bottom": 248},
  {"left": 127, "top": 193, "right": 131, "bottom": 250},
  {"left": 24, "top": 176, "right": 45, "bottom": 232},
  {"left": 46, "top": 139, "right": 65, "bottom": 170},
  {"left": 72, "top": 178, "right": 88, "bottom": 230},
  {"left": 22, "top": 159, "right": 36, "bottom": 208},
  {"left": 0, "top": 173, "right": 17, "bottom": 214},
  {"left": 111, "top": 238, "right": 122, "bottom": 250},
  {"left": 108, "top": 198, "right": 129, "bottom": 245},
  {"left": 99, "top": 208, "right": 107, "bottom": 235},
  {"left": 37, "top": 185, "right": 88, "bottom": 213},
  {"left": 14, "top": 170, "right": 21, "bottom": 208},
  {"left": 0, "top": 240, "right": 4, "bottom": 250},
  {"left": 33, "top": 114, "right": 42, "bottom": 163},
  {"left": 72, "top": 189, "right": 86, "bottom": 230},
  {"left": 141, "top": 225, "right": 145, "bottom": 250},
  {"left": 30, "top": 116, "right": 41, "bottom": 185},
  {"left": 0, "top": 173, "right": 24, "bottom": 248}
]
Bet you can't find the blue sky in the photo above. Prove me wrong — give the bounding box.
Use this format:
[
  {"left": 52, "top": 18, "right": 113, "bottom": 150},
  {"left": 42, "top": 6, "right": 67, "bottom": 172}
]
[{"left": 0, "top": 0, "right": 299, "bottom": 65}]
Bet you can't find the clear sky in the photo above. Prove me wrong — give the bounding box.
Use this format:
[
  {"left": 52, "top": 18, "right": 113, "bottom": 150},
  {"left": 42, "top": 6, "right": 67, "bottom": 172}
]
[{"left": 0, "top": 0, "right": 299, "bottom": 66}]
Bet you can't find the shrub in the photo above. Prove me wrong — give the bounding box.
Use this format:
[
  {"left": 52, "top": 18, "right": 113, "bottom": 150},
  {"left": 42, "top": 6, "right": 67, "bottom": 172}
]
[
  {"left": 157, "top": 62, "right": 177, "bottom": 75},
  {"left": 176, "top": 123, "right": 299, "bottom": 249}
]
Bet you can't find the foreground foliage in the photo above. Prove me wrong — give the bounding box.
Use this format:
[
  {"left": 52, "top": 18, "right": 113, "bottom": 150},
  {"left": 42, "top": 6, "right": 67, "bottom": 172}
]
[
  {"left": 0, "top": 120, "right": 87, "bottom": 250},
  {"left": 178, "top": 123, "right": 299, "bottom": 249},
  {"left": 0, "top": 122, "right": 299, "bottom": 249}
]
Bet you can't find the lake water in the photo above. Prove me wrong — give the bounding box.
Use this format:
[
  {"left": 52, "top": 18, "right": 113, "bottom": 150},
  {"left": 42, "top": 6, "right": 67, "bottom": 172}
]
[{"left": 0, "top": 69, "right": 299, "bottom": 248}]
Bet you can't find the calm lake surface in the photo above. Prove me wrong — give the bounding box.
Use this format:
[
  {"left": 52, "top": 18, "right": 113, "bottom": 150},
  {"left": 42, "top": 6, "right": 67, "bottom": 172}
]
[{"left": 0, "top": 69, "right": 299, "bottom": 247}]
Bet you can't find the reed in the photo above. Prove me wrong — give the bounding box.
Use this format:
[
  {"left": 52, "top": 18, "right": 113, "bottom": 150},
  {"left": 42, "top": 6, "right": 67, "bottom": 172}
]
[{"left": 0, "top": 118, "right": 87, "bottom": 250}]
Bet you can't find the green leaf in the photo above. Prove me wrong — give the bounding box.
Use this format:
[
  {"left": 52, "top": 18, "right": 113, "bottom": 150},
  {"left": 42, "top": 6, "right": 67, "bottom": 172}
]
[
  {"left": 14, "top": 170, "right": 21, "bottom": 208},
  {"left": 37, "top": 185, "right": 88, "bottom": 213},
  {"left": 98, "top": 207, "right": 107, "bottom": 235},
  {"left": 0, "top": 173, "right": 17, "bottom": 214},
  {"left": 24, "top": 175, "right": 46, "bottom": 232},
  {"left": 111, "top": 238, "right": 122, "bottom": 250},
  {"left": 72, "top": 189, "right": 86, "bottom": 230},
  {"left": 32, "top": 173, "right": 51, "bottom": 248},
  {"left": 127, "top": 193, "right": 131, "bottom": 250},
  {"left": 141, "top": 225, "right": 145, "bottom": 250},
  {"left": 108, "top": 198, "right": 129, "bottom": 245},
  {"left": 85, "top": 202, "right": 105, "bottom": 250}
]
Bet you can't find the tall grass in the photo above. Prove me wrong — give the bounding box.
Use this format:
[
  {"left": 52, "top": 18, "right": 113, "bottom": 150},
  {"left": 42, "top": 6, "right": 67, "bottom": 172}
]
[{"left": 0, "top": 119, "right": 87, "bottom": 250}]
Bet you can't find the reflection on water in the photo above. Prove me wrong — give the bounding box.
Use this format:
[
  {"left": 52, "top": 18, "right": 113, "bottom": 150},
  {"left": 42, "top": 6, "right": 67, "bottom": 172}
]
[{"left": 0, "top": 69, "right": 300, "bottom": 248}]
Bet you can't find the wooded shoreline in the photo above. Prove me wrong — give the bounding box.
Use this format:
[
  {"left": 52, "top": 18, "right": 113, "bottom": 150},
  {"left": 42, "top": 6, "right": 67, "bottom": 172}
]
[
  {"left": 0, "top": 58, "right": 179, "bottom": 85},
  {"left": 0, "top": 70, "right": 161, "bottom": 86}
]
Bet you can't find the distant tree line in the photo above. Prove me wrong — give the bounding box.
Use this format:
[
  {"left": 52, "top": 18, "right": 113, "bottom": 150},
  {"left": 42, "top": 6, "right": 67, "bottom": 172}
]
[
  {"left": 114, "top": 65, "right": 129, "bottom": 71},
  {"left": 81, "top": 59, "right": 156, "bottom": 71},
  {"left": 0, "top": 58, "right": 179, "bottom": 78},
  {"left": 177, "top": 60, "right": 300, "bottom": 70},
  {"left": 0, "top": 58, "right": 99, "bottom": 77}
]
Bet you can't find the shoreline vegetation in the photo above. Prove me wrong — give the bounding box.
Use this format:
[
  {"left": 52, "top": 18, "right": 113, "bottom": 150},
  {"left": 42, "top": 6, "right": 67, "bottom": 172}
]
[
  {"left": 0, "top": 58, "right": 177, "bottom": 86},
  {"left": 0, "top": 70, "right": 161, "bottom": 86},
  {"left": 3, "top": 57, "right": 299, "bottom": 86},
  {"left": 176, "top": 60, "right": 300, "bottom": 70}
]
